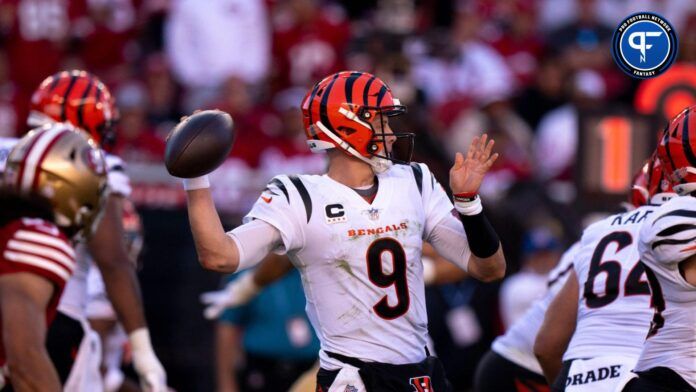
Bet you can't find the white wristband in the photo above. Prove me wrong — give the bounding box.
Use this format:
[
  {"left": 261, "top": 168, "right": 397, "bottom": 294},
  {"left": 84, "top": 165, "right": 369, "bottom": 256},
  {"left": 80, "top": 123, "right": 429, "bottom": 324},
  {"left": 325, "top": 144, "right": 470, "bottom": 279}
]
[
  {"left": 422, "top": 257, "right": 436, "bottom": 285},
  {"left": 454, "top": 197, "right": 483, "bottom": 216},
  {"left": 129, "top": 328, "right": 154, "bottom": 354},
  {"left": 183, "top": 175, "right": 210, "bottom": 191}
]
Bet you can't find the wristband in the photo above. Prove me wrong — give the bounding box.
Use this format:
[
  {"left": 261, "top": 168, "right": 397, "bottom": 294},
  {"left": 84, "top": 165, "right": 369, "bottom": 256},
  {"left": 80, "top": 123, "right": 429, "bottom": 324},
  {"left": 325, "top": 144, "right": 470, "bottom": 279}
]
[
  {"left": 422, "top": 257, "right": 436, "bottom": 285},
  {"left": 129, "top": 328, "right": 154, "bottom": 354},
  {"left": 454, "top": 196, "right": 483, "bottom": 216},
  {"left": 183, "top": 175, "right": 210, "bottom": 190},
  {"left": 459, "top": 211, "right": 500, "bottom": 258}
]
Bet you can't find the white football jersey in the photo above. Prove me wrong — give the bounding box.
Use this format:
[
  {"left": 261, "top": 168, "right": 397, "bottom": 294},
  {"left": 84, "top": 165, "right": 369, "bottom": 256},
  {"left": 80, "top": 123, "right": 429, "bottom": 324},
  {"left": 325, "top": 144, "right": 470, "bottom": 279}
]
[
  {"left": 564, "top": 206, "right": 657, "bottom": 361},
  {"left": 634, "top": 196, "right": 696, "bottom": 388},
  {"left": 244, "top": 163, "right": 463, "bottom": 369},
  {"left": 492, "top": 242, "right": 579, "bottom": 374}
]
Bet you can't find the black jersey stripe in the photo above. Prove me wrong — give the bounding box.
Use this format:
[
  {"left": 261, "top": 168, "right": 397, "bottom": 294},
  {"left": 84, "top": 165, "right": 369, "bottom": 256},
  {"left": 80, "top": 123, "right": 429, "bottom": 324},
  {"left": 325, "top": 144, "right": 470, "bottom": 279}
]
[
  {"left": 288, "top": 175, "right": 312, "bottom": 223},
  {"left": 269, "top": 178, "right": 289, "bottom": 203},
  {"left": 657, "top": 223, "right": 696, "bottom": 237},
  {"left": 653, "top": 209, "right": 696, "bottom": 225},
  {"left": 652, "top": 235, "right": 696, "bottom": 250},
  {"left": 410, "top": 162, "right": 423, "bottom": 195}
]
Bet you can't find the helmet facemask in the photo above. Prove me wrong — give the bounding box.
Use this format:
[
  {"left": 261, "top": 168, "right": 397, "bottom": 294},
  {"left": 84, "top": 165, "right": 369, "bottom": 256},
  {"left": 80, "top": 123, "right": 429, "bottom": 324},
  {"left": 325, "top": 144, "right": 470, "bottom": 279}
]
[{"left": 361, "top": 105, "right": 414, "bottom": 171}]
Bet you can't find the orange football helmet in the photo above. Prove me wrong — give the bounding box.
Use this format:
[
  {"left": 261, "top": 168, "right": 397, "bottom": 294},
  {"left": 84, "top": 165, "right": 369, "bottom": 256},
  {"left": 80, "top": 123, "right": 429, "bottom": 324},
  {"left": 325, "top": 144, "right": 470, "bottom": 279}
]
[
  {"left": 28, "top": 70, "right": 118, "bottom": 149},
  {"left": 630, "top": 153, "right": 674, "bottom": 207},
  {"left": 657, "top": 106, "right": 696, "bottom": 195},
  {"left": 301, "top": 71, "right": 413, "bottom": 172}
]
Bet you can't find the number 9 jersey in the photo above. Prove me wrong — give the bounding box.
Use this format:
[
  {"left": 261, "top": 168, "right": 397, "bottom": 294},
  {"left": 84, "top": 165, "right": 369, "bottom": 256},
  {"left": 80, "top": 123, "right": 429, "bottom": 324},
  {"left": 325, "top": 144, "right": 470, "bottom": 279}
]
[
  {"left": 634, "top": 195, "right": 696, "bottom": 389},
  {"left": 243, "top": 163, "right": 467, "bottom": 370}
]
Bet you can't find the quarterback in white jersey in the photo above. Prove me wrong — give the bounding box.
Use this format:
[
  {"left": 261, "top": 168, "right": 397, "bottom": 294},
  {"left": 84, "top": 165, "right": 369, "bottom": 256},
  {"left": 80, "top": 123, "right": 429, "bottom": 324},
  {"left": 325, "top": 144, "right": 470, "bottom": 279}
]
[
  {"left": 182, "top": 71, "right": 506, "bottom": 391},
  {"left": 23, "top": 70, "right": 167, "bottom": 391},
  {"left": 474, "top": 242, "right": 578, "bottom": 392},
  {"left": 535, "top": 155, "right": 675, "bottom": 392},
  {"left": 624, "top": 107, "right": 696, "bottom": 392}
]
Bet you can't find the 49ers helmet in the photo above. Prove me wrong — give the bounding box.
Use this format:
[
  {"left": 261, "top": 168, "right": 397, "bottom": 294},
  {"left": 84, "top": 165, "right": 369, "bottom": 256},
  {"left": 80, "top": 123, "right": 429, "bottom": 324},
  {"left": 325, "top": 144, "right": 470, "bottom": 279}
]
[
  {"left": 29, "top": 70, "right": 118, "bottom": 149},
  {"left": 630, "top": 153, "right": 674, "bottom": 208},
  {"left": 657, "top": 106, "right": 696, "bottom": 195},
  {"left": 3, "top": 123, "right": 108, "bottom": 238},
  {"left": 301, "top": 71, "right": 414, "bottom": 171}
]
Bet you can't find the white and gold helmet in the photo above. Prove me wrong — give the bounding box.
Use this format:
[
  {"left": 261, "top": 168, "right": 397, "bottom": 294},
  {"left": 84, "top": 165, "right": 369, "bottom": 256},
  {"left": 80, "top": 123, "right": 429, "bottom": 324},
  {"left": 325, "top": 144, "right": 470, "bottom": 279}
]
[{"left": 3, "top": 122, "right": 107, "bottom": 238}]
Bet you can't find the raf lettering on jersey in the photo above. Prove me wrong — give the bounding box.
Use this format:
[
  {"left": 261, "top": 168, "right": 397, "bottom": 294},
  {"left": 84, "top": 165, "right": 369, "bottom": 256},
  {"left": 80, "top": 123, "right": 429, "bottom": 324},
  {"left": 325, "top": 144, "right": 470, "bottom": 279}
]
[{"left": 611, "top": 209, "right": 654, "bottom": 226}]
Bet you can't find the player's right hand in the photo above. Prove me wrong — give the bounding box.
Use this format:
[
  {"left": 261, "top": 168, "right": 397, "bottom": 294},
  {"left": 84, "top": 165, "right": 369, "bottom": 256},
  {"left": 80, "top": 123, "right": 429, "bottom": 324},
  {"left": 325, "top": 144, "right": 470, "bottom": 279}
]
[{"left": 200, "top": 272, "right": 260, "bottom": 319}]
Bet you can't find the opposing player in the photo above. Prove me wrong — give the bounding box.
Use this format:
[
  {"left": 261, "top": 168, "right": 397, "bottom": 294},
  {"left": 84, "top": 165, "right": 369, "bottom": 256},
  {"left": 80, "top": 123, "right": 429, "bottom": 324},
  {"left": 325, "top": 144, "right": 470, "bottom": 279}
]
[
  {"left": 534, "top": 154, "right": 676, "bottom": 391},
  {"left": 623, "top": 107, "right": 696, "bottom": 392},
  {"left": 0, "top": 124, "right": 106, "bottom": 390},
  {"left": 182, "top": 71, "right": 506, "bottom": 390},
  {"left": 13, "top": 70, "right": 166, "bottom": 391}
]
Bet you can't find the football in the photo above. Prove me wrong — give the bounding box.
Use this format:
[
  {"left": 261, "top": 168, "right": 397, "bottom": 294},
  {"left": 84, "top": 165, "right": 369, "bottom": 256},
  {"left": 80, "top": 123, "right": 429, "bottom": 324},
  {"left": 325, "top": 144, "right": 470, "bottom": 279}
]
[{"left": 164, "top": 110, "right": 235, "bottom": 178}]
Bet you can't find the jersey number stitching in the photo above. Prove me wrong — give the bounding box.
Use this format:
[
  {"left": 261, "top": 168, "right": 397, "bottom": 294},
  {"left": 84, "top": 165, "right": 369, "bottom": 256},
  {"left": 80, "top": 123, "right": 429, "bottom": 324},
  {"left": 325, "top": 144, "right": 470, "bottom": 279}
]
[{"left": 366, "top": 238, "right": 410, "bottom": 319}]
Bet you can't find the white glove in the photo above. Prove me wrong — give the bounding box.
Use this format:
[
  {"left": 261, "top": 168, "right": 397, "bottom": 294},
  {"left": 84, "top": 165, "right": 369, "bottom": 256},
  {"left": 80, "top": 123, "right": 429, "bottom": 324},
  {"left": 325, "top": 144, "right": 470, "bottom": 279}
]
[
  {"left": 200, "top": 272, "right": 260, "bottom": 319},
  {"left": 129, "top": 328, "right": 167, "bottom": 392}
]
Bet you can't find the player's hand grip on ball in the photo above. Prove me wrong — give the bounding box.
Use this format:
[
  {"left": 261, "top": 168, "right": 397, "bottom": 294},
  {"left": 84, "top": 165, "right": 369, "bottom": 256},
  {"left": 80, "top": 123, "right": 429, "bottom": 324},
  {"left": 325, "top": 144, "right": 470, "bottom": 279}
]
[
  {"left": 164, "top": 110, "right": 235, "bottom": 179},
  {"left": 200, "top": 272, "right": 261, "bottom": 319}
]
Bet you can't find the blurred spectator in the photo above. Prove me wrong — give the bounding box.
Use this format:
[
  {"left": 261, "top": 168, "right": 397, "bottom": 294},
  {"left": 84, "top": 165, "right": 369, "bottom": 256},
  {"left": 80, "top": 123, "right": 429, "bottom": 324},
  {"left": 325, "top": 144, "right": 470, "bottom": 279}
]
[
  {"left": 499, "top": 226, "right": 563, "bottom": 329},
  {"left": 165, "top": 0, "right": 271, "bottom": 109},
  {"left": 112, "top": 81, "right": 166, "bottom": 163},
  {"left": 215, "top": 269, "right": 318, "bottom": 392},
  {"left": 533, "top": 68, "right": 606, "bottom": 182},
  {"left": 411, "top": 5, "right": 515, "bottom": 108},
  {"left": 75, "top": 0, "right": 140, "bottom": 80},
  {"left": 446, "top": 101, "right": 534, "bottom": 202},
  {"left": 258, "top": 87, "right": 326, "bottom": 179},
  {"left": 514, "top": 54, "right": 569, "bottom": 130},
  {"left": 0, "top": 50, "right": 19, "bottom": 136},
  {"left": 486, "top": 0, "right": 546, "bottom": 87},
  {"left": 142, "top": 53, "right": 183, "bottom": 137},
  {"left": 271, "top": 0, "right": 350, "bottom": 90}
]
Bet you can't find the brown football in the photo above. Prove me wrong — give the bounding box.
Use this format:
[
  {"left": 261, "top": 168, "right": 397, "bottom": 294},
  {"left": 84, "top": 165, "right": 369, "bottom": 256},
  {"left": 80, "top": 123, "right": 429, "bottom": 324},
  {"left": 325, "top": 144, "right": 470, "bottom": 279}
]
[{"left": 164, "top": 110, "right": 235, "bottom": 178}]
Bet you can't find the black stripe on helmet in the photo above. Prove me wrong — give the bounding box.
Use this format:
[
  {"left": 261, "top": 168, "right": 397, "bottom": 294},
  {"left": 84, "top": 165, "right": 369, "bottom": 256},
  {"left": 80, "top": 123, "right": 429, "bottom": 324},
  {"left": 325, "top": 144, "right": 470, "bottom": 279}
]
[
  {"left": 344, "top": 72, "right": 362, "bottom": 104},
  {"left": 681, "top": 109, "right": 696, "bottom": 167},
  {"left": 76, "top": 77, "right": 95, "bottom": 129},
  {"left": 362, "top": 76, "right": 376, "bottom": 106},
  {"left": 61, "top": 75, "right": 79, "bottom": 122},
  {"left": 319, "top": 73, "right": 341, "bottom": 133}
]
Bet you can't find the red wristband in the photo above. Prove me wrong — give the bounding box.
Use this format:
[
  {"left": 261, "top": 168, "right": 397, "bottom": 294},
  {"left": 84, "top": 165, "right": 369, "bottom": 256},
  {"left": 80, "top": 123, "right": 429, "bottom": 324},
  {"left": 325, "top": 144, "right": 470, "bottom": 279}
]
[{"left": 453, "top": 192, "right": 478, "bottom": 202}]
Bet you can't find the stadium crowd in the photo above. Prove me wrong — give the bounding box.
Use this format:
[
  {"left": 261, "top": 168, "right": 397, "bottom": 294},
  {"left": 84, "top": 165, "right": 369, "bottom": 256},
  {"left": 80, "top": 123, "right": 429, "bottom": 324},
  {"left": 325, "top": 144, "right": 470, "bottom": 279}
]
[{"left": 0, "top": 0, "right": 695, "bottom": 391}]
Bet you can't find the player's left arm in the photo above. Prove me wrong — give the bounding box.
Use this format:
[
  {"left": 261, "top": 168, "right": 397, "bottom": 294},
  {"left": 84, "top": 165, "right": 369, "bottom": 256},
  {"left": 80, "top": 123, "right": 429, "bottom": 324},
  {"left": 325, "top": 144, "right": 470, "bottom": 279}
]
[
  {"left": 88, "top": 194, "right": 167, "bottom": 391},
  {"left": 534, "top": 269, "right": 579, "bottom": 385},
  {"left": 448, "top": 134, "right": 505, "bottom": 281}
]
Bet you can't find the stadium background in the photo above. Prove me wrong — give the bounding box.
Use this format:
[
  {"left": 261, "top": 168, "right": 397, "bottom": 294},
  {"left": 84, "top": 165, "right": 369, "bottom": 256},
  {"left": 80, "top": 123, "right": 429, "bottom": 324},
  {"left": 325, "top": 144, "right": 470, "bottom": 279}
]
[{"left": 1, "top": 0, "right": 696, "bottom": 390}]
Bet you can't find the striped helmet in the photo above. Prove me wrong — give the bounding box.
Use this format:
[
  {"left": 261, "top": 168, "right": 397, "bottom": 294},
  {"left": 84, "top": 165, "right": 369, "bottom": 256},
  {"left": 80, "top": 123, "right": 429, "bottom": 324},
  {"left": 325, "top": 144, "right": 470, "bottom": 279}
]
[
  {"left": 301, "top": 71, "right": 414, "bottom": 170},
  {"left": 657, "top": 106, "right": 696, "bottom": 195},
  {"left": 3, "top": 123, "right": 107, "bottom": 238},
  {"left": 28, "top": 70, "right": 118, "bottom": 149}
]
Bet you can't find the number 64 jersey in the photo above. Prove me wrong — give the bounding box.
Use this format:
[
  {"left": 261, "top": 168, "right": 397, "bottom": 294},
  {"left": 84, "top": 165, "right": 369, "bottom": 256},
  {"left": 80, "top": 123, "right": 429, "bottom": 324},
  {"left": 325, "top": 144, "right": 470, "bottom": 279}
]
[
  {"left": 243, "top": 163, "right": 468, "bottom": 370},
  {"left": 634, "top": 195, "right": 696, "bottom": 389}
]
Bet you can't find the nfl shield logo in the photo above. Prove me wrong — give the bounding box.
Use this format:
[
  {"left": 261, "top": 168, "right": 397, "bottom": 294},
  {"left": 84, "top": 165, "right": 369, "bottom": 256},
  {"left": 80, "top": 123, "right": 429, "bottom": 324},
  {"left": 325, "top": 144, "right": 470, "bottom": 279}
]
[
  {"left": 344, "top": 385, "right": 358, "bottom": 392},
  {"left": 365, "top": 208, "right": 380, "bottom": 221}
]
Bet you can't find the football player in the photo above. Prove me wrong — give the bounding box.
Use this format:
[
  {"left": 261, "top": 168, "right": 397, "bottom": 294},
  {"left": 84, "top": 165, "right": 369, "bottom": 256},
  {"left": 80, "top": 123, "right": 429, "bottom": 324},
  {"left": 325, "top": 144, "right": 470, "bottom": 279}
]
[
  {"left": 182, "top": 71, "right": 506, "bottom": 390},
  {"left": 475, "top": 163, "right": 661, "bottom": 392},
  {"left": 3, "top": 70, "right": 166, "bottom": 391},
  {"left": 534, "top": 154, "right": 676, "bottom": 391},
  {"left": 623, "top": 107, "right": 696, "bottom": 392},
  {"left": 0, "top": 124, "right": 106, "bottom": 390}
]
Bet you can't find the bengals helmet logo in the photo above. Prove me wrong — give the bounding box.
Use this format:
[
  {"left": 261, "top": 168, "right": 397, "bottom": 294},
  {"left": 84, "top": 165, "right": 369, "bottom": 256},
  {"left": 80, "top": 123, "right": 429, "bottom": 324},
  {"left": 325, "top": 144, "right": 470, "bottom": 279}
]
[{"left": 409, "top": 376, "right": 433, "bottom": 392}]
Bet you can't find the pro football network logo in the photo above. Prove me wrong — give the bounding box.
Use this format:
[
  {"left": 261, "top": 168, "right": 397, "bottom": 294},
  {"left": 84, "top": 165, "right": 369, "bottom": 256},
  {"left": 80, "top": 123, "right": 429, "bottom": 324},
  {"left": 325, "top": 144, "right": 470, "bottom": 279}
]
[{"left": 611, "top": 12, "right": 678, "bottom": 79}]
